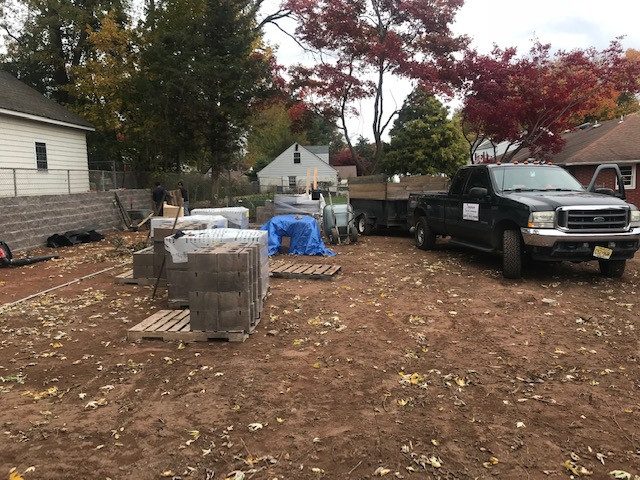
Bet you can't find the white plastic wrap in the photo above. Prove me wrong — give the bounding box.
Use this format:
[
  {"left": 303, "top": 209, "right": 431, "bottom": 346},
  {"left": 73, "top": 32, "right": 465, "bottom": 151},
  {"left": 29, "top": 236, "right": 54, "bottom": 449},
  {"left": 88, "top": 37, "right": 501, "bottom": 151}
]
[
  {"left": 274, "top": 194, "right": 325, "bottom": 216},
  {"left": 150, "top": 215, "right": 227, "bottom": 236},
  {"left": 190, "top": 207, "right": 250, "bottom": 229}
]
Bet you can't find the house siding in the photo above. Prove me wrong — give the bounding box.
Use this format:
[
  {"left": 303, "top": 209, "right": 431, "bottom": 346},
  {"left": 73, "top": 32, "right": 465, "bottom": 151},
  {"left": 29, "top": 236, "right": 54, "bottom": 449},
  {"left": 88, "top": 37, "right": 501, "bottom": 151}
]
[
  {"left": 257, "top": 144, "right": 338, "bottom": 190},
  {"left": 0, "top": 114, "right": 90, "bottom": 196},
  {"left": 566, "top": 164, "right": 640, "bottom": 208}
]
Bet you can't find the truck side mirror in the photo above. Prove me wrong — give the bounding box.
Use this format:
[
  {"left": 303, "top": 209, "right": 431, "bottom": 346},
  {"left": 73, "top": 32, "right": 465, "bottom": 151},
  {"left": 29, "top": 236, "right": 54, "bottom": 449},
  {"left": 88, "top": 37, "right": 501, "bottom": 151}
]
[{"left": 468, "top": 187, "right": 488, "bottom": 199}]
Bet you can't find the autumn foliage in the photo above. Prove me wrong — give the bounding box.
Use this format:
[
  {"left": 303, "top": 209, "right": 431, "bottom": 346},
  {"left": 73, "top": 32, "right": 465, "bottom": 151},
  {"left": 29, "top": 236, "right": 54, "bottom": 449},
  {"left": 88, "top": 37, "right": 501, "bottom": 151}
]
[{"left": 458, "top": 41, "right": 640, "bottom": 162}]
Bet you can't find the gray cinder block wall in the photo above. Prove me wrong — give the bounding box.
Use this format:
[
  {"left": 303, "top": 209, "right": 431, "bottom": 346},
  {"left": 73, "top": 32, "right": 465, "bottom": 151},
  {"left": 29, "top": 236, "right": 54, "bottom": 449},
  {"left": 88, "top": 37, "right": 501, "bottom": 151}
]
[{"left": 0, "top": 189, "right": 151, "bottom": 251}]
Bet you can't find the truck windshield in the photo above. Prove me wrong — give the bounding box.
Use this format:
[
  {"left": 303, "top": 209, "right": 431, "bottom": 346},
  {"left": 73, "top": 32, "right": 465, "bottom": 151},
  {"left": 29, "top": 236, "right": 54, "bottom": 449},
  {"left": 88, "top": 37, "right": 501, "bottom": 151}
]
[{"left": 490, "top": 166, "right": 584, "bottom": 192}]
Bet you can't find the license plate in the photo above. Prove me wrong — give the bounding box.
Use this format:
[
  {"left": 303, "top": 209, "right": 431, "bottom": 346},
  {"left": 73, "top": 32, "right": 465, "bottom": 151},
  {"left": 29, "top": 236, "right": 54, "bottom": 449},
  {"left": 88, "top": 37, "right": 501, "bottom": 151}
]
[{"left": 593, "top": 246, "right": 613, "bottom": 260}]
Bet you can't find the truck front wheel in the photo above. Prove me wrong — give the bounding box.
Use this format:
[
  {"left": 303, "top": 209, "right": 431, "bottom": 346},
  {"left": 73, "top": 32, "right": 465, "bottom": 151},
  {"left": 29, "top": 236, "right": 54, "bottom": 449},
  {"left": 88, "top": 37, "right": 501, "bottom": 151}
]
[
  {"left": 502, "top": 229, "right": 523, "bottom": 279},
  {"left": 599, "top": 259, "right": 626, "bottom": 278},
  {"left": 415, "top": 217, "right": 436, "bottom": 250}
]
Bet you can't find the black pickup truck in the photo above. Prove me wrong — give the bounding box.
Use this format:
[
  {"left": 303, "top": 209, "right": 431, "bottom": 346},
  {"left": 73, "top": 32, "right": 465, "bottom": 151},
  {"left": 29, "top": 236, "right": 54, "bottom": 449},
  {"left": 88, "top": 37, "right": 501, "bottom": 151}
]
[{"left": 407, "top": 163, "right": 640, "bottom": 278}]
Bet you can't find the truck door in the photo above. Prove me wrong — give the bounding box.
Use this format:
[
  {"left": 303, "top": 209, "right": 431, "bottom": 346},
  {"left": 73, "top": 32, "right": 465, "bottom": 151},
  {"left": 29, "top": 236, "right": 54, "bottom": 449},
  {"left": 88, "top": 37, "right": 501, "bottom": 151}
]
[
  {"left": 458, "top": 168, "right": 494, "bottom": 246},
  {"left": 444, "top": 168, "right": 472, "bottom": 237}
]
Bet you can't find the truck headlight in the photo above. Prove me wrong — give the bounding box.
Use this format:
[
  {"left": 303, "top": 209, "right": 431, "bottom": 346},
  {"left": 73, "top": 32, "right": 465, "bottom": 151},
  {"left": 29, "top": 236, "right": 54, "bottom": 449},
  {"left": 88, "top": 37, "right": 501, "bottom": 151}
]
[
  {"left": 528, "top": 211, "right": 555, "bottom": 228},
  {"left": 631, "top": 209, "right": 640, "bottom": 228}
]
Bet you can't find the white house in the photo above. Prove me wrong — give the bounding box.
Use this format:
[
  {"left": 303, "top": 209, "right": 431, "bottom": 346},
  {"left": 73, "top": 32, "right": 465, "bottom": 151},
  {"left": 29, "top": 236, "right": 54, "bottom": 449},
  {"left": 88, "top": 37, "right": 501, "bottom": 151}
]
[
  {"left": 0, "top": 71, "right": 95, "bottom": 197},
  {"left": 257, "top": 143, "right": 338, "bottom": 192},
  {"left": 472, "top": 139, "right": 517, "bottom": 164}
]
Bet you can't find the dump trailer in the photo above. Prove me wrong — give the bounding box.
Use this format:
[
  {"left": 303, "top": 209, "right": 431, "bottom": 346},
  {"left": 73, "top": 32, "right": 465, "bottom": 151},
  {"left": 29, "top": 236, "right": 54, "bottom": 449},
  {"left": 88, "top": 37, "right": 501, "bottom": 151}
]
[{"left": 349, "top": 174, "right": 450, "bottom": 234}]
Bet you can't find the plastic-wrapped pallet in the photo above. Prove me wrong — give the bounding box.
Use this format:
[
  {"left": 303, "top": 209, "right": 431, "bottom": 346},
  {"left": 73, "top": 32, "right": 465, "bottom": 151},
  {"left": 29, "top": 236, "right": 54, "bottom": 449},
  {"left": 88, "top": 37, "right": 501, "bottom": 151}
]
[
  {"left": 190, "top": 207, "right": 249, "bottom": 229},
  {"left": 164, "top": 228, "right": 269, "bottom": 300},
  {"left": 149, "top": 215, "right": 227, "bottom": 236}
]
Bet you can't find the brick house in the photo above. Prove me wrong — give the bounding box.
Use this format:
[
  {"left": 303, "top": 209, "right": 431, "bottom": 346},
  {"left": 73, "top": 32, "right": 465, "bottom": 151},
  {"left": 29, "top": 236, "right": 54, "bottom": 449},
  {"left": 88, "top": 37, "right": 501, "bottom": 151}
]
[{"left": 511, "top": 113, "right": 640, "bottom": 207}]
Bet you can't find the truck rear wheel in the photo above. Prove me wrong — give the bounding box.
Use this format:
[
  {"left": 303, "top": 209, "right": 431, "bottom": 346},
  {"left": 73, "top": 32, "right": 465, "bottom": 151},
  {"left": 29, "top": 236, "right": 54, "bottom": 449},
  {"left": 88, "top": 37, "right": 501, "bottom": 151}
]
[
  {"left": 415, "top": 217, "right": 436, "bottom": 250},
  {"left": 599, "top": 259, "right": 626, "bottom": 278},
  {"left": 356, "top": 215, "right": 371, "bottom": 235},
  {"left": 502, "top": 229, "right": 522, "bottom": 279}
]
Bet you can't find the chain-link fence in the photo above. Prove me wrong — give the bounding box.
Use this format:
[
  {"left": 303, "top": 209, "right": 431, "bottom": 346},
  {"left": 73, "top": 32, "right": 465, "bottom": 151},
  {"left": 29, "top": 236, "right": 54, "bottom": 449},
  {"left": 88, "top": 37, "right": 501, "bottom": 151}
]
[{"left": 0, "top": 168, "right": 92, "bottom": 197}]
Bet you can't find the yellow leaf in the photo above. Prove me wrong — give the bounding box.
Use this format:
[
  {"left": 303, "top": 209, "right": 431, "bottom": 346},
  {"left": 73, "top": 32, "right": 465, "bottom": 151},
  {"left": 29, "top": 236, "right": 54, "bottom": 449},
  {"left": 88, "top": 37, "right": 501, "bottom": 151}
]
[
  {"left": 177, "top": 342, "right": 185, "bottom": 350},
  {"left": 9, "top": 472, "right": 25, "bottom": 480},
  {"left": 276, "top": 417, "right": 284, "bottom": 423},
  {"left": 51, "top": 343, "right": 63, "bottom": 348},
  {"left": 431, "top": 439, "right": 440, "bottom": 446},
  {"left": 313, "top": 362, "right": 320, "bottom": 369},
  {"left": 231, "top": 405, "right": 240, "bottom": 411},
  {"left": 489, "top": 456, "right": 499, "bottom": 465},
  {"left": 455, "top": 377, "right": 466, "bottom": 387},
  {"left": 564, "top": 460, "right": 579, "bottom": 475},
  {"left": 161, "top": 471, "right": 175, "bottom": 477}
]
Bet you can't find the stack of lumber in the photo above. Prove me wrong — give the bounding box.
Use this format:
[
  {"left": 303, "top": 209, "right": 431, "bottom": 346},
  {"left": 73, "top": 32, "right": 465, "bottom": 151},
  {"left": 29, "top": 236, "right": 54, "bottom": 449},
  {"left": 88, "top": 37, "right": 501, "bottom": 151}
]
[{"left": 348, "top": 174, "right": 450, "bottom": 200}]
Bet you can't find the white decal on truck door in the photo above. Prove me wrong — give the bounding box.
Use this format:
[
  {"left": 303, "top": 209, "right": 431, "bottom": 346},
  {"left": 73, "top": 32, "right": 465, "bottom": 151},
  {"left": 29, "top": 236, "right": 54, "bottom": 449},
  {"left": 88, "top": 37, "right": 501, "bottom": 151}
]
[{"left": 463, "top": 203, "right": 479, "bottom": 221}]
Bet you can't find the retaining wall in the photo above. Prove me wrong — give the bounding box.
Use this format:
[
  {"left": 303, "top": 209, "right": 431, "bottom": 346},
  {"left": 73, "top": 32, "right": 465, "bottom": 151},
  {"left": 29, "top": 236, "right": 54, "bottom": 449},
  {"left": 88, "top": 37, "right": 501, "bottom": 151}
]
[{"left": 0, "top": 189, "right": 151, "bottom": 251}]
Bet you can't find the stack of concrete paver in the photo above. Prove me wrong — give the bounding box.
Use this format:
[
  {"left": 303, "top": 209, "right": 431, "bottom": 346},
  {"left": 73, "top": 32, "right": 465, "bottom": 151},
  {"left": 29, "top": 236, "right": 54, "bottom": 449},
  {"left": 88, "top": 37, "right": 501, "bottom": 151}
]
[
  {"left": 191, "top": 207, "right": 250, "bottom": 229},
  {"left": 187, "top": 242, "right": 261, "bottom": 333},
  {"left": 152, "top": 219, "right": 210, "bottom": 280},
  {"left": 165, "top": 228, "right": 269, "bottom": 302}
]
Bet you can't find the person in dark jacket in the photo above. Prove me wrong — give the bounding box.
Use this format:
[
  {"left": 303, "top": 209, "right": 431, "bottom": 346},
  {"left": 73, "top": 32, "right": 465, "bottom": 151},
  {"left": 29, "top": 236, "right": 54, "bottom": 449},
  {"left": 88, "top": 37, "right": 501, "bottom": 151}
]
[
  {"left": 178, "top": 181, "right": 189, "bottom": 215},
  {"left": 152, "top": 181, "right": 168, "bottom": 215}
]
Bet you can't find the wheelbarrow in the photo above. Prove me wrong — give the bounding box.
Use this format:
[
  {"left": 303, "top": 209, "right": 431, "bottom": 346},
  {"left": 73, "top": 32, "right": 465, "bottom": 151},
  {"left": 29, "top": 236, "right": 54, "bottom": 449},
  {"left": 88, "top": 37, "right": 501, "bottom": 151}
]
[{"left": 322, "top": 203, "right": 358, "bottom": 244}]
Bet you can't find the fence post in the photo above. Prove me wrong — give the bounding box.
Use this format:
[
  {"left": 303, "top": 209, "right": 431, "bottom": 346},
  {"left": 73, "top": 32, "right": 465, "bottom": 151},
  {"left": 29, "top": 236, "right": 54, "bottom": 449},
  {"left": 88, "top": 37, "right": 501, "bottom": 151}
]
[
  {"left": 13, "top": 168, "right": 17, "bottom": 196},
  {"left": 101, "top": 171, "right": 106, "bottom": 191},
  {"left": 67, "top": 169, "right": 71, "bottom": 194}
]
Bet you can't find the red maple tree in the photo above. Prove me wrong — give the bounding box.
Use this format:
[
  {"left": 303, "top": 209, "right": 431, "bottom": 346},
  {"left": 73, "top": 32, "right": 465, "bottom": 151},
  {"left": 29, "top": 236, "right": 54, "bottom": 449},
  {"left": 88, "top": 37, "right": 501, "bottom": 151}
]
[
  {"left": 285, "top": 0, "right": 466, "bottom": 168},
  {"left": 458, "top": 40, "right": 640, "bottom": 162}
]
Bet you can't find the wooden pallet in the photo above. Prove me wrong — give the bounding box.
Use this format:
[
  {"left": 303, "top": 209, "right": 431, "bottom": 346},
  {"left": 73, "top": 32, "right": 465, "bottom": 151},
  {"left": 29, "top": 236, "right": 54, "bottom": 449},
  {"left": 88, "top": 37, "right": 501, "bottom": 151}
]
[
  {"left": 270, "top": 263, "right": 341, "bottom": 280},
  {"left": 127, "top": 309, "right": 248, "bottom": 343},
  {"left": 115, "top": 269, "right": 166, "bottom": 287}
]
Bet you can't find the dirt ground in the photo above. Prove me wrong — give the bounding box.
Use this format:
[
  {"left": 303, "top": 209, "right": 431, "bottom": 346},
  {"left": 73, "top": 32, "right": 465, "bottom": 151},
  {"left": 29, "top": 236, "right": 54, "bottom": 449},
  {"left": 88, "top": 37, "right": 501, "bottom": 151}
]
[{"left": 1, "top": 230, "right": 639, "bottom": 480}]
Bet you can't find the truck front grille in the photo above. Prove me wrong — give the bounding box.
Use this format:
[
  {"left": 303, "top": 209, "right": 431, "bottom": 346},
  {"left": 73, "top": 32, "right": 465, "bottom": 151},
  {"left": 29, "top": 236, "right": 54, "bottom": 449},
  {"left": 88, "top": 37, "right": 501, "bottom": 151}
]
[{"left": 557, "top": 206, "right": 629, "bottom": 232}]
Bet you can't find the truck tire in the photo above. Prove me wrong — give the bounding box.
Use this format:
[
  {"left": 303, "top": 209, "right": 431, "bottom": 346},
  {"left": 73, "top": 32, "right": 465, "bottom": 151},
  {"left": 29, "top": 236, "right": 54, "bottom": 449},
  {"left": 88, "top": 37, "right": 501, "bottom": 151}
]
[
  {"left": 599, "top": 259, "right": 626, "bottom": 278},
  {"left": 356, "top": 215, "right": 371, "bottom": 235},
  {"left": 415, "top": 217, "right": 436, "bottom": 250},
  {"left": 502, "top": 229, "right": 522, "bottom": 279}
]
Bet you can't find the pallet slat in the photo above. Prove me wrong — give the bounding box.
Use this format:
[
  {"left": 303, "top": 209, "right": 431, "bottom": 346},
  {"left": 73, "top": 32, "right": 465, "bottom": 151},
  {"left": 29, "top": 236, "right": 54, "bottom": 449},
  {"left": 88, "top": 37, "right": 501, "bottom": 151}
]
[
  {"left": 128, "top": 310, "right": 249, "bottom": 343},
  {"left": 270, "top": 263, "right": 340, "bottom": 280}
]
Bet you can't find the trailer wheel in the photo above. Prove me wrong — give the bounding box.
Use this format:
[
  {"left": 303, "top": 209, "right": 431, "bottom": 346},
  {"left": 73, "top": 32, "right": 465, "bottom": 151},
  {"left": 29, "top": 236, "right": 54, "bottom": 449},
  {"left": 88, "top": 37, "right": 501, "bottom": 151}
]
[
  {"left": 502, "top": 229, "right": 522, "bottom": 279},
  {"left": 599, "top": 259, "right": 626, "bottom": 278},
  {"left": 356, "top": 215, "right": 371, "bottom": 235},
  {"left": 415, "top": 217, "right": 436, "bottom": 250}
]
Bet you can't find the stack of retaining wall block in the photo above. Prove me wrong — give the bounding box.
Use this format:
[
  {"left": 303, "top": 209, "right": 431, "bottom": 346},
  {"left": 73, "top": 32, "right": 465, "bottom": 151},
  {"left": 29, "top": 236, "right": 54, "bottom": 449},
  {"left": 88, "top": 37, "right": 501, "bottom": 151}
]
[
  {"left": 153, "top": 219, "right": 209, "bottom": 281},
  {"left": 132, "top": 246, "right": 154, "bottom": 279},
  {"left": 164, "top": 229, "right": 269, "bottom": 303},
  {"left": 187, "top": 243, "right": 261, "bottom": 333}
]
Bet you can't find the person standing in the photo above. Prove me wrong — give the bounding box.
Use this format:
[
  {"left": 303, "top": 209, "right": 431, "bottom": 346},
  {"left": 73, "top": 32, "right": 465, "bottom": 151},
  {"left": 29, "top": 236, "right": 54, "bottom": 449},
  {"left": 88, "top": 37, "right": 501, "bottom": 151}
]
[
  {"left": 178, "top": 181, "right": 189, "bottom": 215},
  {"left": 152, "top": 181, "right": 168, "bottom": 216}
]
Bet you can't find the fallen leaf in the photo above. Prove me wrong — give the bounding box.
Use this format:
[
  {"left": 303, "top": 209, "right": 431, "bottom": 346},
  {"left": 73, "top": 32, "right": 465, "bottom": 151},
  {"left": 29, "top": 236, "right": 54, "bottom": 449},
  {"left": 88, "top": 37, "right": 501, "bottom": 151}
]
[
  {"left": 374, "top": 467, "right": 391, "bottom": 476},
  {"left": 248, "top": 423, "right": 263, "bottom": 432}
]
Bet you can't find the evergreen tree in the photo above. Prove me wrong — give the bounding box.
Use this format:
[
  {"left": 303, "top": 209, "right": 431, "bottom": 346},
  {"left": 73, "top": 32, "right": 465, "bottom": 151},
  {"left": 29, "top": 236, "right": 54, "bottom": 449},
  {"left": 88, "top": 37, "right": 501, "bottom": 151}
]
[{"left": 382, "top": 88, "right": 467, "bottom": 176}]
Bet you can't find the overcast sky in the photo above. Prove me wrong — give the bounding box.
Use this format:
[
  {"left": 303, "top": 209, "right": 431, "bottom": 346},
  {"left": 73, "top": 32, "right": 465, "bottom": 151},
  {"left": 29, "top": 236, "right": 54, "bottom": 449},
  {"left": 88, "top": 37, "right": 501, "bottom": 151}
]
[{"left": 261, "top": 0, "right": 640, "bottom": 142}]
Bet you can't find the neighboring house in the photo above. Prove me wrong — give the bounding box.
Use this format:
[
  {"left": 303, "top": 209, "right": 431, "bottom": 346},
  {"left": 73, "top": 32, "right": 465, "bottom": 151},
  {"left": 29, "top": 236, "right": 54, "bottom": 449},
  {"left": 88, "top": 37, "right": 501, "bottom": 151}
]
[
  {"left": 473, "top": 139, "right": 516, "bottom": 164},
  {"left": 510, "top": 113, "right": 640, "bottom": 207},
  {"left": 257, "top": 143, "right": 338, "bottom": 192},
  {"left": 0, "top": 71, "right": 95, "bottom": 197}
]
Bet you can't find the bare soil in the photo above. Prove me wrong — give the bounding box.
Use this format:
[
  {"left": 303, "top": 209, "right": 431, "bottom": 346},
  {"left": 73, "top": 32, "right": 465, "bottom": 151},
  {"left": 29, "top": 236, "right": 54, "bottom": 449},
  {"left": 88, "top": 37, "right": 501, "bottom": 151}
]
[{"left": 1, "top": 231, "right": 639, "bottom": 480}]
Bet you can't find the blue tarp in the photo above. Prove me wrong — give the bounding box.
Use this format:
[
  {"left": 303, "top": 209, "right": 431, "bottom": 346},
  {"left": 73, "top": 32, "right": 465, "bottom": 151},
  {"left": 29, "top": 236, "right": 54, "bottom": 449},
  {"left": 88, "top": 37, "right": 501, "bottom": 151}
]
[{"left": 261, "top": 214, "right": 335, "bottom": 256}]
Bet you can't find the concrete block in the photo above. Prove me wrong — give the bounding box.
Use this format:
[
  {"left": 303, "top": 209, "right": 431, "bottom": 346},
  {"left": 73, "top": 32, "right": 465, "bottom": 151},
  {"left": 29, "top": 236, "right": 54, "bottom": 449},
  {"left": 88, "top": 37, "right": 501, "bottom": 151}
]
[
  {"left": 189, "top": 291, "right": 219, "bottom": 313},
  {"left": 217, "top": 272, "right": 250, "bottom": 291},
  {"left": 218, "top": 309, "right": 251, "bottom": 331},
  {"left": 190, "top": 309, "right": 217, "bottom": 331}
]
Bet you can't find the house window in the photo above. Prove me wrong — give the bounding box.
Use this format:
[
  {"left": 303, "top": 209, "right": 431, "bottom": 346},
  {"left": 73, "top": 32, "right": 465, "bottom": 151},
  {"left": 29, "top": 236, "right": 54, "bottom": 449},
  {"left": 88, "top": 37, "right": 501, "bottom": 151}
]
[
  {"left": 35, "top": 142, "right": 48, "bottom": 169},
  {"left": 294, "top": 152, "right": 301, "bottom": 164},
  {"left": 288, "top": 176, "right": 296, "bottom": 188},
  {"left": 618, "top": 165, "right": 636, "bottom": 189}
]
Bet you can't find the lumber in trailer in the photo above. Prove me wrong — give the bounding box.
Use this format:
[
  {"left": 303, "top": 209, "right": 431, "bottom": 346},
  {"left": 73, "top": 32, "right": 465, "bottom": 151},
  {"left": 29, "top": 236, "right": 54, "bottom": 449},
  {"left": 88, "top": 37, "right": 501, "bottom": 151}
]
[{"left": 349, "top": 175, "right": 449, "bottom": 200}]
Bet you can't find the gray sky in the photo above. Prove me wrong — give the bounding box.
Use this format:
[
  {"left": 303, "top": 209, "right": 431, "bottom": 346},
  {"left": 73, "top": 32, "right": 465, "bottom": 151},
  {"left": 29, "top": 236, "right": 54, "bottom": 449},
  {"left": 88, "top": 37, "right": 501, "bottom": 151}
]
[{"left": 261, "top": 0, "right": 640, "bottom": 142}]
